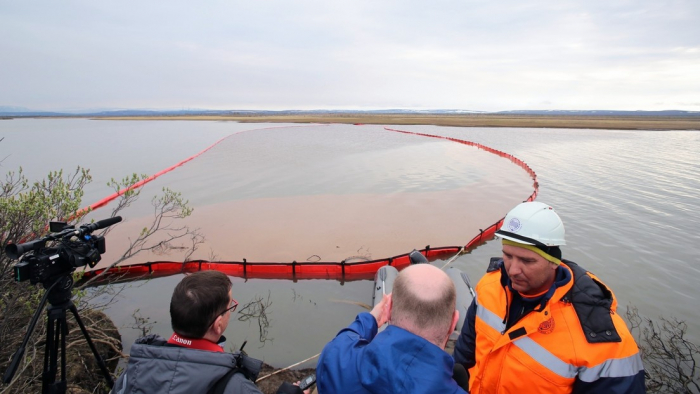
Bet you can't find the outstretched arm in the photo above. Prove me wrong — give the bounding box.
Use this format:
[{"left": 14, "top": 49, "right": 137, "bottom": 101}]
[
  {"left": 370, "top": 293, "right": 390, "bottom": 327},
  {"left": 316, "top": 312, "right": 379, "bottom": 394}
]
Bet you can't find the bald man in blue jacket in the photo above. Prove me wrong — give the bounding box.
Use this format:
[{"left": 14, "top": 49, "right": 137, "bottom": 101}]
[{"left": 316, "top": 264, "right": 468, "bottom": 394}]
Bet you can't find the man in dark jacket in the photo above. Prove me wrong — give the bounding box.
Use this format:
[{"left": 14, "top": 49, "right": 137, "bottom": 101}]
[
  {"left": 317, "top": 263, "right": 468, "bottom": 394},
  {"left": 453, "top": 201, "right": 645, "bottom": 393},
  {"left": 113, "top": 271, "right": 306, "bottom": 394}
]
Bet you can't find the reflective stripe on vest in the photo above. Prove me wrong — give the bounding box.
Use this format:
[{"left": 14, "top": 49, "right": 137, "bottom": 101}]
[
  {"left": 476, "top": 302, "right": 644, "bottom": 381},
  {"left": 513, "top": 337, "right": 579, "bottom": 378},
  {"left": 475, "top": 295, "right": 506, "bottom": 334},
  {"left": 577, "top": 352, "right": 645, "bottom": 382}
]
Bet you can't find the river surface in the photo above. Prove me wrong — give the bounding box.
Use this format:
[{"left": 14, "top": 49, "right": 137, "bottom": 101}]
[{"left": 1, "top": 118, "right": 698, "bottom": 368}]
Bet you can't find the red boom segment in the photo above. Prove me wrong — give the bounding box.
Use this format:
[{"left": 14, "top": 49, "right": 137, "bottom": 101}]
[{"left": 78, "top": 126, "right": 538, "bottom": 285}]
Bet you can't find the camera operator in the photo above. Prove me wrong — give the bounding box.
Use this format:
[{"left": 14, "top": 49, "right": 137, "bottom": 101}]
[
  {"left": 316, "top": 263, "right": 468, "bottom": 394},
  {"left": 112, "top": 271, "right": 308, "bottom": 394}
]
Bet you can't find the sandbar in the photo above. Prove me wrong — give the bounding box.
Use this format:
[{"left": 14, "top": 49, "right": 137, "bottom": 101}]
[{"left": 93, "top": 113, "right": 700, "bottom": 130}]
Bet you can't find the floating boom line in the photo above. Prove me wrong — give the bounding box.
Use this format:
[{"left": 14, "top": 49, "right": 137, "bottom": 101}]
[{"left": 78, "top": 125, "right": 538, "bottom": 286}]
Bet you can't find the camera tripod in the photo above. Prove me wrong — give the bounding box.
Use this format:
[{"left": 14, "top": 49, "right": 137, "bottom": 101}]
[{"left": 3, "top": 275, "right": 114, "bottom": 393}]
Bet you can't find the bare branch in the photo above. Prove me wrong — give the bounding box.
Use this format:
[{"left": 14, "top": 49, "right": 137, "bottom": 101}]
[
  {"left": 78, "top": 186, "right": 203, "bottom": 288},
  {"left": 626, "top": 306, "right": 700, "bottom": 393},
  {"left": 238, "top": 291, "right": 273, "bottom": 345}
]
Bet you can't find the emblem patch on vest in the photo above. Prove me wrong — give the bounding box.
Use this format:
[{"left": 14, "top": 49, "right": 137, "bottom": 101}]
[{"left": 538, "top": 317, "right": 555, "bottom": 334}]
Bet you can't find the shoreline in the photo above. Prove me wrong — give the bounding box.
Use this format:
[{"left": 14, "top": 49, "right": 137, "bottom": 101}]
[{"left": 9, "top": 113, "right": 700, "bottom": 130}]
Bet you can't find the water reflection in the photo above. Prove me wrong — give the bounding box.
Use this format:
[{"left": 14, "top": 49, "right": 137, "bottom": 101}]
[
  {"left": 237, "top": 291, "right": 273, "bottom": 345},
  {"left": 6, "top": 120, "right": 696, "bottom": 365}
]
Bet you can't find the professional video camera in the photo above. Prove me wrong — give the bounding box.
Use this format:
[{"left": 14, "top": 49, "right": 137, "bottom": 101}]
[
  {"left": 3, "top": 216, "right": 121, "bottom": 393},
  {"left": 6, "top": 216, "right": 122, "bottom": 287}
]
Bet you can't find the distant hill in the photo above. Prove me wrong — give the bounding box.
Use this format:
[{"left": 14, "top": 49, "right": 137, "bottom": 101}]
[
  {"left": 1, "top": 108, "right": 699, "bottom": 117},
  {"left": 0, "top": 106, "right": 72, "bottom": 117},
  {"left": 0, "top": 106, "right": 33, "bottom": 113},
  {"left": 496, "top": 110, "right": 700, "bottom": 117}
]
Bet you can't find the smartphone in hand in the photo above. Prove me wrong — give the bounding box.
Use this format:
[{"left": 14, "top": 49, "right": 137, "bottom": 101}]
[{"left": 298, "top": 374, "right": 316, "bottom": 391}]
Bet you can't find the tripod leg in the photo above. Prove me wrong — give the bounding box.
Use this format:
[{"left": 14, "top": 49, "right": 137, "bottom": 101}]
[
  {"left": 60, "top": 313, "right": 68, "bottom": 386},
  {"left": 44, "top": 306, "right": 68, "bottom": 394},
  {"left": 68, "top": 303, "right": 115, "bottom": 388},
  {"left": 3, "top": 284, "right": 53, "bottom": 385},
  {"left": 42, "top": 313, "right": 55, "bottom": 393}
]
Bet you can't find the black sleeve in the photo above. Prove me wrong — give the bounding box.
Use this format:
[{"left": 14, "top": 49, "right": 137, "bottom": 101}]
[
  {"left": 572, "top": 370, "right": 646, "bottom": 394},
  {"left": 453, "top": 298, "right": 477, "bottom": 370},
  {"left": 276, "top": 381, "right": 303, "bottom": 394},
  {"left": 224, "top": 373, "right": 264, "bottom": 394}
]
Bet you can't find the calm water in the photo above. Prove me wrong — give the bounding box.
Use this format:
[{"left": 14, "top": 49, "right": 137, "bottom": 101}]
[{"left": 1, "top": 119, "right": 698, "bottom": 369}]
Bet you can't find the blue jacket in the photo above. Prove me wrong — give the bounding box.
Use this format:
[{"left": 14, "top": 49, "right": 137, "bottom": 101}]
[{"left": 317, "top": 312, "right": 468, "bottom": 394}]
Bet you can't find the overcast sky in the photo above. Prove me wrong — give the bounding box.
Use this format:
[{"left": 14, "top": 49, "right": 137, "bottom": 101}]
[{"left": 1, "top": 1, "right": 699, "bottom": 112}]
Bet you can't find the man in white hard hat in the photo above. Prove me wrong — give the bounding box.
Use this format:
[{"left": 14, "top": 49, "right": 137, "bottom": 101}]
[{"left": 453, "top": 201, "right": 645, "bottom": 393}]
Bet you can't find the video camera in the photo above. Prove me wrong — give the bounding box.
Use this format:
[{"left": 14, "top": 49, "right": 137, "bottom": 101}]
[
  {"left": 5, "top": 216, "right": 122, "bottom": 286},
  {"left": 2, "top": 216, "right": 122, "bottom": 391}
]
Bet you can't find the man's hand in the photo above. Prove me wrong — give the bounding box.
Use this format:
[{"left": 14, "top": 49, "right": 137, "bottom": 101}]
[
  {"left": 370, "top": 293, "right": 391, "bottom": 327},
  {"left": 294, "top": 380, "right": 312, "bottom": 394},
  {"left": 276, "top": 381, "right": 310, "bottom": 394}
]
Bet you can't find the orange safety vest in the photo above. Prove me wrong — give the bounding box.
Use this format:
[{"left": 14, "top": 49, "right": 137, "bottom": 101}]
[{"left": 469, "top": 262, "right": 644, "bottom": 393}]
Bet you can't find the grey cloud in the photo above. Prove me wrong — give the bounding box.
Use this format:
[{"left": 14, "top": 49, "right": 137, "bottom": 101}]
[{"left": 1, "top": 0, "right": 698, "bottom": 111}]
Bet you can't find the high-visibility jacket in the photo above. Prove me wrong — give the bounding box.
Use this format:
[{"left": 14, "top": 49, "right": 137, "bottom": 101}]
[{"left": 453, "top": 259, "right": 645, "bottom": 394}]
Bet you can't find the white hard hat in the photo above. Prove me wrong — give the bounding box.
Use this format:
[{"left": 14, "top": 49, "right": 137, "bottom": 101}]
[{"left": 495, "top": 201, "right": 566, "bottom": 247}]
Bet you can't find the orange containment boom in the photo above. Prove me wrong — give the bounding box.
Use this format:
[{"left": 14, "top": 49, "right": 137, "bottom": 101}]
[
  {"left": 77, "top": 126, "right": 538, "bottom": 286},
  {"left": 80, "top": 245, "right": 461, "bottom": 285},
  {"left": 78, "top": 217, "right": 506, "bottom": 286}
]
